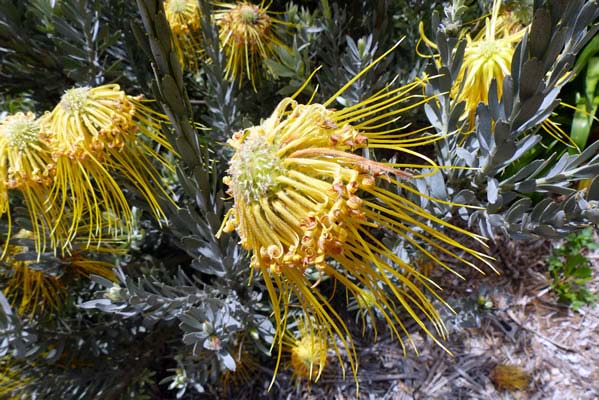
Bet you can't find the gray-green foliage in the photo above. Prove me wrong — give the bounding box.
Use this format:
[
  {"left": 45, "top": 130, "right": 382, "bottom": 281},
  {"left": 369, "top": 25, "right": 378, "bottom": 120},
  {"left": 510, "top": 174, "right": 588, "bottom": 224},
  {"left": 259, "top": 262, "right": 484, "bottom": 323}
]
[{"left": 422, "top": 0, "right": 599, "bottom": 239}]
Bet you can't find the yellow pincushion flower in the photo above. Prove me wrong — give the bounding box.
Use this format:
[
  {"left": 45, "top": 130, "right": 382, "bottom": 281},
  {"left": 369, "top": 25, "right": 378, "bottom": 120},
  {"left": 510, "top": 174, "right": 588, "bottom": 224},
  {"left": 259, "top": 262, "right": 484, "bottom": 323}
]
[
  {"left": 43, "top": 84, "right": 175, "bottom": 247},
  {"left": 420, "top": 0, "right": 574, "bottom": 144},
  {"left": 286, "top": 328, "right": 328, "bottom": 382},
  {"left": 213, "top": 1, "right": 290, "bottom": 87},
  {"left": 1, "top": 229, "right": 118, "bottom": 315},
  {"left": 164, "top": 0, "right": 204, "bottom": 71},
  {"left": 219, "top": 47, "right": 494, "bottom": 384},
  {"left": 0, "top": 358, "right": 28, "bottom": 399},
  {"left": 0, "top": 112, "right": 65, "bottom": 254},
  {"left": 452, "top": 1, "right": 525, "bottom": 123}
]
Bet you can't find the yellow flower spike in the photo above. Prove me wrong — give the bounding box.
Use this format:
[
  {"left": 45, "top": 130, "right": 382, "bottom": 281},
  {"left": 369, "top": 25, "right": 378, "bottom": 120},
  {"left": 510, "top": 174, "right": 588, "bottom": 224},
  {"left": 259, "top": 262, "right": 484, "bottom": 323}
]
[
  {"left": 213, "top": 1, "right": 291, "bottom": 89},
  {"left": 2, "top": 229, "right": 66, "bottom": 316},
  {"left": 1, "top": 228, "right": 120, "bottom": 316},
  {"left": 219, "top": 51, "right": 495, "bottom": 388},
  {"left": 452, "top": 0, "right": 525, "bottom": 125},
  {"left": 43, "top": 84, "right": 175, "bottom": 248},
  {"left": 164, "top": 0, "right": 204, "bottom": 71},
  {"left": 0, "top": 112, "right": 67, "bottom": 255},
  {"left": 285, "top": 321, "right": 328, "bottom": 383},
  {"left": 0, "top": 358, "right": 28, "bottom": 399}
]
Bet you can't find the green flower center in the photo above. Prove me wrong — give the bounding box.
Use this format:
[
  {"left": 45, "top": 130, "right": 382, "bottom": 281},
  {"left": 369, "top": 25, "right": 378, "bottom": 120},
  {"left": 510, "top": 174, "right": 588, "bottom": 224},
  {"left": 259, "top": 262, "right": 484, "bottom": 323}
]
[
  {"left": 4, "top": 118, "right": 40, "bottom": 151},
  {"left": 60, "top": 87, "right": 91, "bottom": 113},
  {"left": 240, "top": 6, "right": 259, "bottom": 24},
  {"left": 168, "top": 0, "right": 188, "bottom": 14},
  {"left": 229, "top": 131, "right": 286, "bottom": 204}
]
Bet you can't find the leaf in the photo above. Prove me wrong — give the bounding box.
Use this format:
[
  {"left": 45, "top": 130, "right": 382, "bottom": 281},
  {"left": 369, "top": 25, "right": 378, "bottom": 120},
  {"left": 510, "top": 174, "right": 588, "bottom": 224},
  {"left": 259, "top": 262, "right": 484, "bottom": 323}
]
[{"left": 570, "top": 57, "right": 599, "bottom": 150}]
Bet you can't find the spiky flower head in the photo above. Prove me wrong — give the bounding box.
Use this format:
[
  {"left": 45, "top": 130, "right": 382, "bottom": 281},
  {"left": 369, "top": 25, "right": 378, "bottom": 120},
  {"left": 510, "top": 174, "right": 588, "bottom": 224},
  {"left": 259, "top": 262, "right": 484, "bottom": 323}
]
[
  {"left": 420, "top": 0, "right": 574, "bottom": 144},
  {"left": 43, "top": 84, "right": 174, "bottom": 247},
  {"left": 286, "top": 326, "right": 328, "bottom": 382},
  {"left": 1, "top": 229, "right": 117, "bottom": 315},
  {"left": 0, "top": 358, "right": 28, "bottom": 399},
  {"left": 213, "top": 1, "right": 289, "bottom": 87},
  {"left": 0, "top": 112, "right": 63, "bottom": 253},
  {"left": 219, "top": 47, "right": 494, "bottom": 383},
  {"left": 164, "top": 0, "right": 204, "bottom": 71},
  {"left": 452, "top": 0, "right": 525, "bottom": 123}
]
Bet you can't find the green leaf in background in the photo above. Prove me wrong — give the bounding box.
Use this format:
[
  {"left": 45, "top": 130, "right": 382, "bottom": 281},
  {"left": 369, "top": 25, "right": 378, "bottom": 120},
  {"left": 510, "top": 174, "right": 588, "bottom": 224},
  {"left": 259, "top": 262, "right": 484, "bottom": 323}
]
[{"left": 570, "top": 48, "right": 599, "bottom": 151}]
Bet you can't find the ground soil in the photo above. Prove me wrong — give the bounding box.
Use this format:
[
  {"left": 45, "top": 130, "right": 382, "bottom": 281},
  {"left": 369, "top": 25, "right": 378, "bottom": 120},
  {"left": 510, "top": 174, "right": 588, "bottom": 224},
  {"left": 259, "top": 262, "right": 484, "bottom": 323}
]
[{"left": 215, "top": 233, "right": 599, "bottom": 400}]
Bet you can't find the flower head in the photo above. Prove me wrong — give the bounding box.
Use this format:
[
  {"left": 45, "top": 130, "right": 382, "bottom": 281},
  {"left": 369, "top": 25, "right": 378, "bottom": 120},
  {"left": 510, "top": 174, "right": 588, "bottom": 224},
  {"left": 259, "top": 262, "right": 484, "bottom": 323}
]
[
  {"left": 285, "top": 324, "right": 328, "bottom": 382},
  {"left": 452, "top": 1, "right": 525, "bottom": 123},
  {"left": 0, "top": 112, "right": 62, "bottom": 253},
  {"left": 0, "top": 358, "right": 28, "bottom": 399},
  {"left": 1, "top": 229, "right": 118, "bottom": 315},
  {"left": 419, "top": 1, "right": 574, "bottom": 145},
  {"left": 213, "top": 1, "right": 289, "bottom": 87},
  {"left": 43, "top": 84, "right": 175, "bottom": 247},
  {"left": 219, "top": 46, "right": 494, "bottom": 384},
  {"left": 164, "top": 0, "right": 204, "bottom": 71}
]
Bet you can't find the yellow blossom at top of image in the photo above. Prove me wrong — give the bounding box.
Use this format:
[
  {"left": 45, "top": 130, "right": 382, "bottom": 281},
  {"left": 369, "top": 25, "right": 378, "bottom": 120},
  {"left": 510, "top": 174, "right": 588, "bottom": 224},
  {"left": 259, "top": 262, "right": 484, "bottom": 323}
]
[
  {"left": 213, "top": 1, "right": 292, "bottom": 88},
  {"left": 453, "top": 1, "right": 525, "bottom": 123},
  {"left": 419, "top": 0, "right": 576, "bottom": 146},
  {"left": 164, "top": 0, "right": 204, "bottom": 71}
]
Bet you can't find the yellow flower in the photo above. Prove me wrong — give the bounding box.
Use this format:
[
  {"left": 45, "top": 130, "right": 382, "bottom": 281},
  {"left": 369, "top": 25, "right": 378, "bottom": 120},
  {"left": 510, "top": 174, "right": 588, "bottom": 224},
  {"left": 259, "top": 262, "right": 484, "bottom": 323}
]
[
  {"left": 1, "top": 229, "right": 118, "bottom": 315},
  {"left": 0, "top": 358, "right": 28, "bottom": 399},
  {"left": 164, "top": 0, "right": 204, "bottom": 71},
  {"left": 43, "top": 84, "right": 175, "bottom": 247},
  {"left": 213, "top": 1, "right": 290, "bottom": 88},
  {"left": 489, "top": 363, "right": 531, "bottom": 391},
  {"left": 452, "top": 1, "right": 525, "bottom": 123},
  {"left": 286, "top": 324, "right": 328, "bottom": 382},
  {"left": 0, "top": 112, "right": 65, "bottom": 254},
  {"left": 2, "top": 229, "right": 66, "bottom": 315},
  {"left": 219, "top": 46, "right": 494, "bottom": 385},
  {"left": 420, "top": 1, "right": 575, "bottom": 145}
]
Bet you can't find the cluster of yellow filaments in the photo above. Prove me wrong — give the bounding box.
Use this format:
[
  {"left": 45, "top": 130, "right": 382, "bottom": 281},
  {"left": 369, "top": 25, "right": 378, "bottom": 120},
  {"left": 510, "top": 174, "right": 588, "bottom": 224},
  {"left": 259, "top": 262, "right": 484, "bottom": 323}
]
[
  {"left": 44, "top": 84, "right": 174, "bottom": 247},
  {"left": 0, "top": 113, "right": 59, "bottom": 253},
  {"left": 164, "top": 0, "right": 204, "bottom": 71},
  {"left": 419, "top": 0, "right": 574, "bottom": 145},
  {"left": 0, "top": 84, "right": 174, "bottom": 256},
  {"left": 420, "top": 0, "right": 525, "bottom": 126},
  {"left": 1, "top": 229, "right": 118, "bottom": 315},
  {"left": 453, "top": 1, "right": 525, "bottom": 123},
  {"left": 213, "top": 1, "right": 289, "bottom": 87},
  {"left": 0, "top": 358, "right": 28, "bottom": 399},
  {"left": 219, "top": 46, "right": 494, "bottom": 384},
  {"left": 286, "top": 327, "right": 328, "bottom": 382}
]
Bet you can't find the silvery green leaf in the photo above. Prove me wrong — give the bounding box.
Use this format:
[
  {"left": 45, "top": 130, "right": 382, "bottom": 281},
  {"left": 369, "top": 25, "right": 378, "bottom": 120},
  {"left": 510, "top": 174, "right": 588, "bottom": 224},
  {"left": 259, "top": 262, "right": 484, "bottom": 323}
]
[
  {"left": 220, "top": 351, "right": 236, "bottom": 371},
  {"left": 487, "top": 178, "right": 499, "bottom": 204},
  {"left": 588, "top": 176, "right": 599, "bottom": 200},
  {"left": 530, "top": 8, "right": 552, "bottom": 59},
  {"left": 519, "top": 59, "right": 545, "bottom": 100},
  {"left": 456, "top": 147, "right": 475, "bottom": 167}
]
